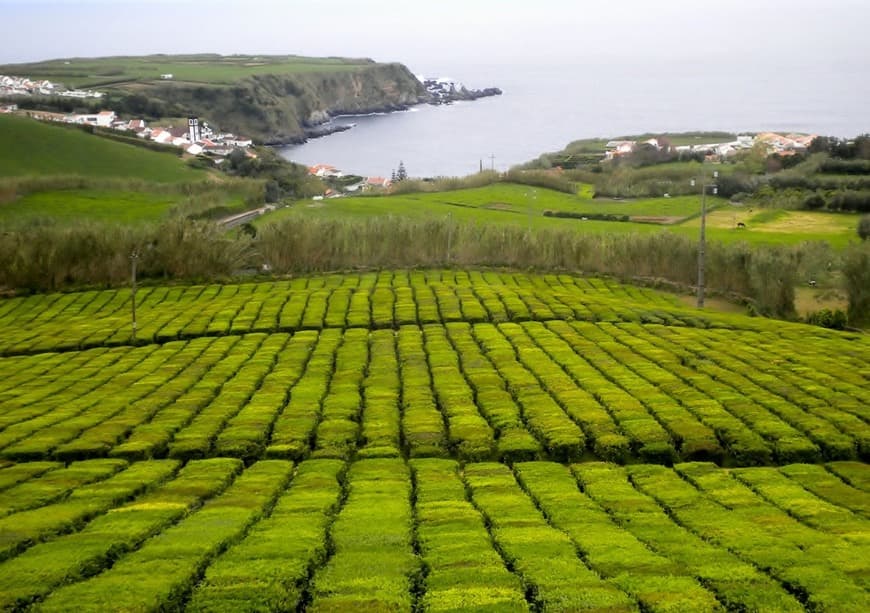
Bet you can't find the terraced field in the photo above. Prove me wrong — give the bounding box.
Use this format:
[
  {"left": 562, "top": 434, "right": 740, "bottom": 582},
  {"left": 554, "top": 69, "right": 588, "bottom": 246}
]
[{"left": 2, "top": 270, "right": 868, "bottom": 610}]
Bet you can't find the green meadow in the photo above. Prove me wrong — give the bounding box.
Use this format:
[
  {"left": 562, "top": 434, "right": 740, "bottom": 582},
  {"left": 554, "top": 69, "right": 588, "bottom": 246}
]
[
  {"left": 0, "top": 54, "right": 375, "bottom": 88},
  {"left": 0, "top": 114, "right": 202, "bottom": 182},
  {"left": 258, "top": 182, "right": 860, "bottom": 248}
]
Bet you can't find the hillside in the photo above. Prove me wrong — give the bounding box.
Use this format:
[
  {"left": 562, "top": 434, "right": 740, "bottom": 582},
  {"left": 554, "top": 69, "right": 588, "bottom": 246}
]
[
  {"left": 0, "top": 54, "right": 428, "bottom": 144},
  {"left": 0, "top": 114, "right": 201, "bottom": 182},
  {"left": 0, "top": 114, "right": 271, "bottom": 225}
]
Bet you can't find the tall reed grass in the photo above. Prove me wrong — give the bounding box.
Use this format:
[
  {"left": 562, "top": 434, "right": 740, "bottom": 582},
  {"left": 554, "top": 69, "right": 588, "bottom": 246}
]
[{"left": 0, "top": 216, "right": 821, "bottom": 318}]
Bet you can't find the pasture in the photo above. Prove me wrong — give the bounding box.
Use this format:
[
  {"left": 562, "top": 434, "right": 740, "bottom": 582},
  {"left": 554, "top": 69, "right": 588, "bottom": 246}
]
[
  {"left": 260, "top": 183, "right": 860, "bottom": 248},
  {"left": 0, "top": 114, "right": 201, "bottom": 182},
  {"left": 1, "top": 270, "right": 867, "bottom": 610},
  {"left": 0, "top": 54, "right": 373, "bottom": 88},
  {"left": 0, "top": 189, "right": 179, "bottom": 224}
]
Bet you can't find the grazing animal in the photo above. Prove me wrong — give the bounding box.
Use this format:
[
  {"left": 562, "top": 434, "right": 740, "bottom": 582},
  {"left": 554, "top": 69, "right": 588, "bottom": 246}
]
[
  {"left": 736, "top": 222, "right": 746, "bottom": 229},
  {"left": 808, "top": 280, "right": 817, "bottom": 287}
]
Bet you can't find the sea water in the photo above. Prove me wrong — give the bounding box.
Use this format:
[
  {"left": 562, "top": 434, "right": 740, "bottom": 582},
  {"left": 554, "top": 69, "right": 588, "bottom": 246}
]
[{"left": 280, "top": 58, "right": 870, "bottom": 178}]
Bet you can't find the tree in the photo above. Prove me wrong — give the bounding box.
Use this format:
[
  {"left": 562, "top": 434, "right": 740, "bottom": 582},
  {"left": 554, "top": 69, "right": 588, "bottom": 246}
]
[
  {"left": 804, "top": 193, "right": 825, "bottom": 210},
  {"left": 843, "top": 242, "right": 870, "bottom": 325},
  {"left": 395, "top": 161, "right": 407, "bottom": 182},
  {"left": 858, "top": 214, "right": 870, "bottom": 241},
  {"left": 264, "top": 180, "right": 281, "bottom": 204}
]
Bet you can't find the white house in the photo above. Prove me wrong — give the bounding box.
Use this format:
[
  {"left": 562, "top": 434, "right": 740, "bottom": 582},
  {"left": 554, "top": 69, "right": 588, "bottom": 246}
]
[
  {"left": 160, "top": 74, "right": 174, "bottom": 80},
  {"left": 366, "top": 176, "right": 391, "bottom": 189},
  {"left": 151, "top": 129, "right": 172, "bottom": 144},
  {"left": 604, "top": 140, "right": 636, "bottom": 160},
  {"left": 309, "top": 164, "right": 342, "bottom": 178},
  {"left": 95, "top": 110, "right": 116, "bottom": 127},
  {"left": 186, "top": 143, "right": 204, "bottom": 155}
]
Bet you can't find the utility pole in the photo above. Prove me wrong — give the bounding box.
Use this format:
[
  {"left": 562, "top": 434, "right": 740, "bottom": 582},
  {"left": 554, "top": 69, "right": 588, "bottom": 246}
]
[
  {"left": 489, "top": 154, "right": 496, "bottom": 172},
  {"left": 130, "top": 249, "right": 139, "bottom": 342},
  {"left": 691, "top": 169, "right": 718, "bottom": 308}
]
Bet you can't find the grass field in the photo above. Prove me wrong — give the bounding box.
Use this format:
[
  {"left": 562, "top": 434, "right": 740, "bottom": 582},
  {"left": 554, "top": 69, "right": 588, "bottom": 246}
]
[
  {"left": 0, "top": 269, "right": 868, "bottom": 610},
  {"left": 260, "top": 182, "right": 860, "bottom": 248},
  {"left": 0, "top": 189, "right": 180, "bottom": 224},
  {"left": 0, "top": 114, "right": 202, "bottom": 182},
  {"left": 0, "top": 54, "right": 374, "bottom": 88},
  {"left": 0, "top": 114, "right": 264, "bottom": 225}
]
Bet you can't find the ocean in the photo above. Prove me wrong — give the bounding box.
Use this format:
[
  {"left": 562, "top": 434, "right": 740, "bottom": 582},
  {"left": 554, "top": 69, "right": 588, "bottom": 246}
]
[{"left": 279, "top": 59, "right": 870, "bottom": 178}]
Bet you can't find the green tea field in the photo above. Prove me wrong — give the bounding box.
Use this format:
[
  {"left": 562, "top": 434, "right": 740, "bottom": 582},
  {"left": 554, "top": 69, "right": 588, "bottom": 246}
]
[{"left": 1, "top": 270, "right": 868, "bottom": 611}]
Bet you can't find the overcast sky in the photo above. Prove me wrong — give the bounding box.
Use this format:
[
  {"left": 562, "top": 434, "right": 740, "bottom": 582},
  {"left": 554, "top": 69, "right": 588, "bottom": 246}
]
[{"left": 2, "top": 0, "right": 869, "bottom": 72}]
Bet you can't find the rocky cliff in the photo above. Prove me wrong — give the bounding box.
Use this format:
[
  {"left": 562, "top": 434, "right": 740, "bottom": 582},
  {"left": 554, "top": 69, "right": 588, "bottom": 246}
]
[{"left": 136, "top": 62, "right": 427, "bottom": 144}]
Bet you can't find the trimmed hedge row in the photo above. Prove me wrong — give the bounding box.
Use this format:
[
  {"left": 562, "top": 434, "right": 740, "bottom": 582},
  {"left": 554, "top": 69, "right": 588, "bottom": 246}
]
[
  {"left": 462, "top": 462, "right": 637, "bottom": 611},
  {"left": 36, "top": 460, "right": 292, "bottom": 612},
  {"left": 412, "top": 458, "right": 528, "bottom": 612},
  {"left": 2, "top": 317, "right": 868, "bottom": 466},
  {"left": 187, "top": 459, "right": 344, "bottom": 612},
  {"left": 0, "top": 458, "right": 240, "bottom": 610},
  {"left": 0, "top": 459, "right": 866, "bottom": 609},
  {"left": 308, "top": 458, "right": 419, "bottom": 611},
  {"left": 631, "top": 462, "right": 870, "bottom": 610},
  {"left": 0, "top": 271, "right": 702, "bottom": 357}
]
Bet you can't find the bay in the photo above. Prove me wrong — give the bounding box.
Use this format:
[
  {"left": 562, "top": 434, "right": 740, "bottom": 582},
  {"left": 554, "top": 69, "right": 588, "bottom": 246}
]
[{"left": 280, "top": 59, "right": 870, "bottom": 178}]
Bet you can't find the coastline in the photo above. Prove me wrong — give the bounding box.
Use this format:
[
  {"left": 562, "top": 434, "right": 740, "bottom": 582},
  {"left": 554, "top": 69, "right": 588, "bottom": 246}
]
[{"left": 273, "top": 84, "right": 503, "bottom": 147}]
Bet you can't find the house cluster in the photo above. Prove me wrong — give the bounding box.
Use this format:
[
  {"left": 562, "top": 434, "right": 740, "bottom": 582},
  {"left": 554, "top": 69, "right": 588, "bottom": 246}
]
[
  {"left": 672, "top": 135, "right": 756, "bottom": 160},
  {"left": 12, "top": 104, "right": 253, "bottom": 158},
  {"left": 307, "top": 164, "right": 392, "bottom": 198},
  {"left": 140, "top": 121, "right": 253, "bottom": 158},
  {"left": 0, "top": 74, "right": 103, "bottom": 99},
  {"left": 605, "top": 132, "right": 818, "bottom": 163},
  {"left": 753, "top": 132, "right": 817, "bottom": 156}
]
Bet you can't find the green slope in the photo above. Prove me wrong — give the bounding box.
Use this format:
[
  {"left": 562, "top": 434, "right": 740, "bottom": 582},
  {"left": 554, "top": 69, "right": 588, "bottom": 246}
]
[{"left": 0, "top": 114, "right": 202, "bottom": 182}]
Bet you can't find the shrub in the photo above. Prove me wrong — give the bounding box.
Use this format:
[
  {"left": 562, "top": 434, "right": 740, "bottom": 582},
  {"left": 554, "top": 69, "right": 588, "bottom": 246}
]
[
  {"left": 803, "top": 193, "right": 825, "bottom": 210},
  {"left": 806, "top": 308, "right": 848, "bottom": 330},
  {"left": 843, "top": 242, "right": 870, "bottom": 324}
]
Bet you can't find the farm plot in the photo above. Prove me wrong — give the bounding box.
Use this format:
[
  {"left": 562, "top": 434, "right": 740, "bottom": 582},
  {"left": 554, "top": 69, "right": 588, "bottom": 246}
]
[
  {"left": 0, "top": 459, "right": 865, "bottom": 611},
  {"left": 0, "top": 317, "right": 867, "bottom": 465},
  {"left": 2, "top": 269, "right": 867, "bottom": 610},
  {"left": 0, "top": 271, "right": 716, "bottom": 357}
]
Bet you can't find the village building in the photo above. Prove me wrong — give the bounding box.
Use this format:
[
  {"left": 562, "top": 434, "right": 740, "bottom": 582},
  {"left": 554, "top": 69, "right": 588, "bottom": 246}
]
[
  {"left": 366, "top": 176, "right": 391, "bottom": 189},
  {"left": 309, "top": 164, "right": 342, "bottom": 178},
  {"left": 604, "top": 140, "right": 637, "bottom": 160}
]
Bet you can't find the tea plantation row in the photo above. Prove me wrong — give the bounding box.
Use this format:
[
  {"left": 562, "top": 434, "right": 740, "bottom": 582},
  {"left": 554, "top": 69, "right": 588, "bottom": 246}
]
[
  {"left": 0, "top": 320, "right": 867, "bottom": 466},
  {"left": 0, "top": 457, "right": 867, "bottom": 611},
  {"left": 1, "top": 271, "right": 736, "bottom": 357}
]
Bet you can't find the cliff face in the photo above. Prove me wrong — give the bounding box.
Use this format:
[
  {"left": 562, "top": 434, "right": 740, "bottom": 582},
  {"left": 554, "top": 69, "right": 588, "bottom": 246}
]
[{"left": 139, "top": 63, "right": 427, "bottom": 144}]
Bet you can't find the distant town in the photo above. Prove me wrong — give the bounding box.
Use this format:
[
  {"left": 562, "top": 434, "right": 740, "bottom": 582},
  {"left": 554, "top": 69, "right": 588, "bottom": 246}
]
[
  {"left": 0, "top": 74, "right": 103, "bottom": 99},
  {"left": 604, "top": 133, "right": 816, "bottom": 162},
  {"left": 0, "top": 72, "right": 255, "bottom": 160}
]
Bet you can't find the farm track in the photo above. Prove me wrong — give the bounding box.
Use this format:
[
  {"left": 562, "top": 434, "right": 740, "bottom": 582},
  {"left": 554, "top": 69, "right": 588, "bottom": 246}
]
[{"left": 2, "top": 270, "right": 868, "bottom": 609}]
